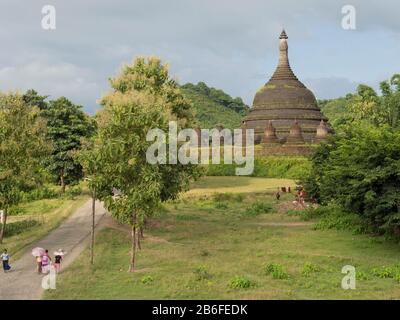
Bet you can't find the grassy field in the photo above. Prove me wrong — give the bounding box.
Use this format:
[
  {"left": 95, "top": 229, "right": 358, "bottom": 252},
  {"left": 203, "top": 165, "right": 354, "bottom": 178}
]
[
  {"left": 45, "top": 177, "right": 400, "bottom": 299},
  {"left": 4, "top": 191, "right": 89, "bottom": 259}
]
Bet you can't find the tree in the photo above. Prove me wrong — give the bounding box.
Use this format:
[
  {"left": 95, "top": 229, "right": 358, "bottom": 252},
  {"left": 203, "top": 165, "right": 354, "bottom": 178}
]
[
  {"left": 0, "top": 93, "right": 50, "bottom": 243},
  {"left": 83, "top": 57, "right": 201, "bottom": 271},
  {"left": 22, "top": 89, "right": 49, "bottom": 111},
  {"left": 42, "top": 97, "right": 96, "bottom": 193},
  {"left": 304, "top": 123, "right": 400, "bottom": 235},
  {"left": 379, "top": 74, "right": 400, "bottom": 128}
]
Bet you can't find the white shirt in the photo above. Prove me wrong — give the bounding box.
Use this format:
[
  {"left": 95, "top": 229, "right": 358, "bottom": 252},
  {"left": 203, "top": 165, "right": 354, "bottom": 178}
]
[{"left": 1, "top": 253, "right": 9, "bottom": 261}]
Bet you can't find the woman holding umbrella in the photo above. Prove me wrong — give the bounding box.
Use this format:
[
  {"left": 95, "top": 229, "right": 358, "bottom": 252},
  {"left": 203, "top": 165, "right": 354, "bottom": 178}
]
[{"left": 32, "top": 247, "right": 45, "bottom": 274}]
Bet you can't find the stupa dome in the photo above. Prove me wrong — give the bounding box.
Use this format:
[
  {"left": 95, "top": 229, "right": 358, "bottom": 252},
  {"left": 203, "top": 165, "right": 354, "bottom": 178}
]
[{"left": 243, "top": 30, "right": 329, "bottom": 143}]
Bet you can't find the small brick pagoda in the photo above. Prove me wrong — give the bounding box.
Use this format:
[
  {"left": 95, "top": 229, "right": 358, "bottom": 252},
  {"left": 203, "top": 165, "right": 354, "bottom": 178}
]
[{"left": 242, "top": 30, "right": 331, "bottom": 155}]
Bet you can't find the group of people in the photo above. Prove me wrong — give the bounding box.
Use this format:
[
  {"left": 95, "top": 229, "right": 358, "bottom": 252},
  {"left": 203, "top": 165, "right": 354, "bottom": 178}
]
[
  {"left": 275, "top": 186, "right": 307, "bottom": 206},
  {"left": 2, "top": 247, "right": 66, "bottom": 274},
  {"left": 35, "top": 249, "right": 64, "bottom": 274}
]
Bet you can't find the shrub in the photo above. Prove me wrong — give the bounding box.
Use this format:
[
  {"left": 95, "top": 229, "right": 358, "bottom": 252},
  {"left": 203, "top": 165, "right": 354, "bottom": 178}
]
[
  {"left": 194, "top": 266, "right": 212, "bottom": 281},
  {"left": 356, "top": 271, "right": 370, "bottom": 280},
  {"left": 301, "top": 262, "right": 320, "bottom": 277},
  {"left": 244, "top": 201, "right": 272, "bottom": 216},
  {"left": 229, "top": 276, "right": 253, "bottom": 289},
  {"left": 371, "top": 266, "right": 399, "bottom": 279},
  {"left": 64, "top": 186, "right": 82, "bottom": 199},
  {"left": 265, "top": 263, "right": 289, "bottom": 279},
  {"left": 20, "top": 187, "right": 58, "bottom": 202},
  {"left": 214, "top": 202, "right": 228, "bottom": 209},
  {"left": 140, "top": 275, "right": 154, "bottom": 285},
  {"left": 303, "top": 124, "right": 400, "bottom": 236},
  {"left": 1, "top": 219, "right": 40, "bottom": 237},
  {"left": 206, "top": 156, "right": 311, "bottom": 179}
]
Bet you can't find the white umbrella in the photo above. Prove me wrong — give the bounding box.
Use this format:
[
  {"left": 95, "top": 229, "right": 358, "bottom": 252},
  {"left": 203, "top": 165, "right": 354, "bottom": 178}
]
[{"left": 54, "top": 249, "right": 66, "bottom": 256}]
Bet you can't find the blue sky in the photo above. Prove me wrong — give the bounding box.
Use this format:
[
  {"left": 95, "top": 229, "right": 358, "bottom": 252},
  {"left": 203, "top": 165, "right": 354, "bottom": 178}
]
[{"left": 0, "top": 0, "right": 399, "bottom": 113}]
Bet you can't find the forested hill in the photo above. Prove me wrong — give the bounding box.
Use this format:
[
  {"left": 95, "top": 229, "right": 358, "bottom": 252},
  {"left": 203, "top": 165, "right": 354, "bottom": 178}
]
[{"left": 181, "top": 82, "right": 249, "bottom": 129}]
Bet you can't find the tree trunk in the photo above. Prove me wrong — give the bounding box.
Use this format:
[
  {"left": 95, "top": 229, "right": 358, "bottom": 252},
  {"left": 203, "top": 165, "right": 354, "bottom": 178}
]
[
  {"left": 60, "top": 168, "right": 66, "bottom": 194},
  {"left": 129, "top": 214, "right": 137, "bottom": 272},
  {"left": 90, "top": 188, "right": 96, "bottom": 265},
  {"left": 0, "top": 208, "right": 8, "bottom": 244}
]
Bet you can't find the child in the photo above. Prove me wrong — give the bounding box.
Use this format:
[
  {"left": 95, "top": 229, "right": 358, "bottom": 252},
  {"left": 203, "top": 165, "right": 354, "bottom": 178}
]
[
  {"left": 36, "top": 256, "right": 42, "bottom": 274},
  {"left": 1, "top": 249, "right": 11, "bottom": 272}
]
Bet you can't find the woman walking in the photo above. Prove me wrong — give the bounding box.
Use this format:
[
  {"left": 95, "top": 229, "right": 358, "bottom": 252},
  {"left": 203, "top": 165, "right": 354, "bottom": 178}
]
[
  {"left": 1, "top": 249, "right": 11, "bottom": 272},
  {"left": 53, "top": 249, "right": 65, "bottom": 273},
  {"left": 41, "top": 249, "right": 51, "bottom": 274}
]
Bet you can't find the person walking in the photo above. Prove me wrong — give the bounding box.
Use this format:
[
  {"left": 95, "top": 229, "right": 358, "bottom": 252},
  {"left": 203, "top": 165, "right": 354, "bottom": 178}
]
[
  {"left": 41, "top": 250, "right": 51, "bottom": 274},
  {"left": 36, "top": 256, "right": 42, "bottom": 274},
  {"left": 53, "top": 249, "right": 65, "bottom": 273},
  {"left": 1, "top": 249, "right": 11, "bottom": 273}
]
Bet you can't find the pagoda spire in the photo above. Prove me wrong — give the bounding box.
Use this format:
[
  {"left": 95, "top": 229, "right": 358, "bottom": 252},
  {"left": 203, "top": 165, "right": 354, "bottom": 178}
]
[{"left": 270, "top": 29, "right": 298, "bottom": 81}]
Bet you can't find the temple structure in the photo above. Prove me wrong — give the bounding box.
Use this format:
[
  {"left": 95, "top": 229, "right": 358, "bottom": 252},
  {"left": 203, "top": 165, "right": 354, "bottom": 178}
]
[{"left": 242, "top": 30, "right": 330, "bottom": 154}]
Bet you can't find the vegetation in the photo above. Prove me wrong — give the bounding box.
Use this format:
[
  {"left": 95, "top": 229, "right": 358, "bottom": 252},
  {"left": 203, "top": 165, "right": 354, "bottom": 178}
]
[
  {"left": 306, "top": 74, "right": 400, "bottom": 237},
  {"left": 0, "top": 93, "right": 51, "bottom": 243},
  {"left": 3, "top": 188, "right": 88, "bottom": 258},
  {"left": 206, "top": 155, "right": 311, "bottom": 179},
  {"left": 81, "top": 57, "right": 201, "bottom": 271},
  {"left": 44, "top": 177, "right": 400, "bottom": 299},
  {"left": 181, "top": 82, "right": 249, "bottom": 129},
  {"left": 42, "top": 97, "right": 96, "bottom": 193}
]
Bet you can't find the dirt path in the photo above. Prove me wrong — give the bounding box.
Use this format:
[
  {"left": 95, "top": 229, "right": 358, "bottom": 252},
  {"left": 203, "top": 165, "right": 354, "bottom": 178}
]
[{"left": 0, "top": 199, "right": 107, "bottom": 300}]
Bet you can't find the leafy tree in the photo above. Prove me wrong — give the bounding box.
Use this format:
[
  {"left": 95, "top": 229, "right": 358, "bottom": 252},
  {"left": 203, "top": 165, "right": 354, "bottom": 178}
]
[
  {"left": 0, "top": 93, "right": 50, "bottom": 243},
  {"left": 22, "top": 89, "right": 49, "bottom": 111},
  {"left": 82, "top": 57, "right": 201, "bottom": 271},
  {"left": 42, "top": 97, "right": 96, "bottom": 193},
  {"left": 378, "top": 74, "right": 400, "bottom": 128},
  {"left": 304, "top": 123, "right": 400, "bottom": 235}
]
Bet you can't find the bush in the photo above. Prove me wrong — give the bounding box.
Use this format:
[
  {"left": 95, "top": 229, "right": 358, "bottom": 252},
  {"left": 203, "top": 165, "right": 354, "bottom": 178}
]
[
  {"left": 140, "top": 275, "right": 154, "bottom": 285},
  {"left": 243, "top": 201, "right": 272, "bottom": 216},
  {"left": 313, "top": 210, "right": 365, "bottom": 233},
  {"left": 303, "top": 124, "right": 400, "bottom": 236},
  {"left": 64, "top": 186, "right": 82, "bottom": 199},
  {"left": 206, "top": 156, "right": 311, "bottom": 179},
  {"left": 20, "top": 187, "right": 58, "bottom": 202},
  {"left": 229, "top": 276, "right": 253, "bottom": 289},
  {"left": 371, "top": 266, "right": 400, "bottom": 279},
  {"left": 265, "top": 263, "right": 289, "bottom": 279},
  {"left": 194, "top": 266, "right": 212, "bottom": 281},
  {"left": 1, "top": 219, "right": 40, "bottom": 237},
  {"left": 301, "top": 262, "right": 320, "bottom": 277}
]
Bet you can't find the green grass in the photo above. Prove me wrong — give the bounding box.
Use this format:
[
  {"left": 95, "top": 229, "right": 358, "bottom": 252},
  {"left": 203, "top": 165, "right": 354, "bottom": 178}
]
[
  {"left": 44, "top": 177, "right": 400, "bottom": 299},
  {"left": 4, "top": 187, "right": 89, "bottom": 259}
]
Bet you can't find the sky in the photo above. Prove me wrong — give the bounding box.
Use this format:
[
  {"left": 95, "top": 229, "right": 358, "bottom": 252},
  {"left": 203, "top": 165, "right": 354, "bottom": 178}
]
[{"left": 0, "top": 0, "right": 399, "bottom": 114}]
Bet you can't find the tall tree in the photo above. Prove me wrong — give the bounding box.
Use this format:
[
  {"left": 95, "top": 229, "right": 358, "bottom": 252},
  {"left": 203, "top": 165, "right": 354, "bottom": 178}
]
[
  {"left": 0, "top": 93, "right": 50, "bottom": 243},
  {"left": 22, "top": 89, "right": 49, "bottom": 110},
  {"left": 82, "top": 57, "right": 201, "bottom": 271},
  {"left": 43, "top": 97, "right": 96, "bottom": 193}
]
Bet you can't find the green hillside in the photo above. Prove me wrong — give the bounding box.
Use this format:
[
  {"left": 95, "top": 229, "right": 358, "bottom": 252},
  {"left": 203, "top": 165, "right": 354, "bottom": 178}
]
[{"left": 181, "top": 82, "right": 249, "bottom": 129}]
